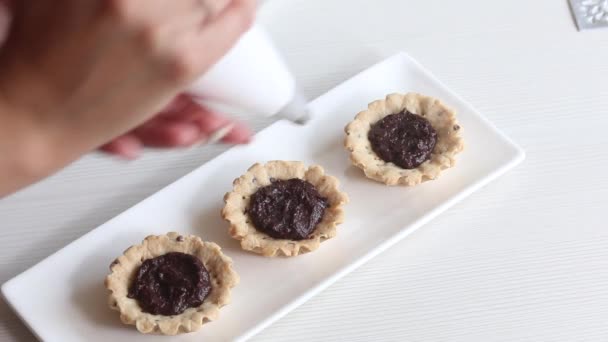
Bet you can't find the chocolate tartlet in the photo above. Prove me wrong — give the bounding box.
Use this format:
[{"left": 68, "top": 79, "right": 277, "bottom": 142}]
[
  {"left": 105, "top": 233, "right": 238, "bottom": 335},
  {"left": 345, "top": 93, "right": 464, "bottom": 186},
  {"left": 222, "top": 161, "right": 348, "bottom": 257}
]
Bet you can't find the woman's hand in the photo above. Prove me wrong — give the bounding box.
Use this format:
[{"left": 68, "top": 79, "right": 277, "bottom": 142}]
[
  {"left": 100, "top": 94, "right": 252, "bottom": 159},
  {"left": 0, "top": 0, "right": 255, "bottom": 196}
]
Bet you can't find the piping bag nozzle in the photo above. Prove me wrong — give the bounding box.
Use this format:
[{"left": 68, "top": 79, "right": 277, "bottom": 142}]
[{"left": 277, "top": 89, "right": 312, "bottom": 125}]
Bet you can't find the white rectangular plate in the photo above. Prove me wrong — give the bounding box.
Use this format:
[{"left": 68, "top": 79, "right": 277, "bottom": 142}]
[{"left": 2, "top": 53, "right": 524, "bottom": 342}]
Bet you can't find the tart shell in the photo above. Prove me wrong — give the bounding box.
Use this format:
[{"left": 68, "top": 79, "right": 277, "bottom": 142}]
[
  {"left": 104, "top": 232, "right": 238, "bottom": 335},
  {"left": 222, "top": 161, "right": 348, "bottom": 257},
  {"left": 344, "top": 92, "right": 464, "bottom": 186}
]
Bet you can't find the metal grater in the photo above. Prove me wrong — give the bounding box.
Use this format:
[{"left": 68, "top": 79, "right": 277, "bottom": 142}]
[{"left": 569, "top": 0, "right": 608, "bottom": 30}]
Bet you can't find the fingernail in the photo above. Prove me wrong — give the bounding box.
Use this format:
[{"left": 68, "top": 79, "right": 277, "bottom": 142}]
[
  {"left": 121, "top": 145, "right": 142, "bottom": 160},
  {"left": 191, "top": 123, "right": 235, "bottom": 148},
  {"left": 109, "top": 136, "right": 143, "bottom": 160},
  {"left": 224, "top": 125, "right": 253, "bottom": 144},
  {"left": 116, "top": 147, "right": 141, "bottom": 160},
  {"left": 208, "top": 123, "right": 235, "bottom": 144}
]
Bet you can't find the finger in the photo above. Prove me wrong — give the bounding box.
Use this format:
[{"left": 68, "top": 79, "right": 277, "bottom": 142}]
[
  {"left": 112, "top": 0, "right": 201, "bottom": 25},
  {"left": 99, "top": 134, "right": 143, "bottom": 159},
  {"left": 200, "top": 0, "right": 232, "bottom": 18},
  {"left": 108, "top": 0, "right": 207, "bottom": 52},
  {"left": 160, "top": 96, "right": 229, "bottom": 132},
  {"left": 188, "top": 0, "right": 256, "bottom": 70},
  {"left": 157, "top": 0, "right": 235, "bottom": 40},
  {"left": 221, "top": 121, "right": 251, "bottom": 144},
  {"left": 176, "top": 99, "right": 252, "bottom": 143},
  {"left": 133, "top": 119, "right": 202, "bottom": 147},
  {"left": 191, "top": 109, "right": 252, "bottom": 144},
  {"left": 157, "top": 96, "right": 253, "bottom": 144},
  {"left": 157, "top": 95, "right": 206, "bottom": 121},
  {"left": 157, "top": 94, "right": 191, "bottom": 117}
]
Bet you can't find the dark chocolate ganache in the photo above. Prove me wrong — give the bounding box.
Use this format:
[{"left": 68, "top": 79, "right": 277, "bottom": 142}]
[
  {"left": 247, "top": 178, "right": 329, "bottom": 240},
  {"left": 128, "top": 252, "right": 211, "bottom": 316},
  {"left": 368, "top": 110, "right": 437, "bottom": 169}
]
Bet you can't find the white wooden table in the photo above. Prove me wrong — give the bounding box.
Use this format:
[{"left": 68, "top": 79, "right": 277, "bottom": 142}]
[{"left": 2, "top": 0, "right": 608, "bottom": 340}]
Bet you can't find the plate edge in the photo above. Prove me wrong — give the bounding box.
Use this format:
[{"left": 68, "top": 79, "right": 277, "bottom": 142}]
[
  {"left": 234, "top": 52, "right": 527, "bottom": 341},
  {"left": 1, "top": 282, "right": 46, "bottom": 341},
  {"left": 399, "top": 52, "right": 526, "bottom": 159},
  {"left": 2, "top": 52, "right": 527, "bottom": 342},
  {"left": 236, "top": 151, "right": 525, "bottom": 342}
]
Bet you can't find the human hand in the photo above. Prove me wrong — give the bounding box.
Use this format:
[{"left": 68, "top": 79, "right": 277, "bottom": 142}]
[
  {"left": 100, "top": 94, "right": 252, "bottom": 159},
  {"left": 0, "top": 0, "right": 255, "bottom": 196},
  {"left": 0, "top": 0, "right": 255, "bottom": 165}
]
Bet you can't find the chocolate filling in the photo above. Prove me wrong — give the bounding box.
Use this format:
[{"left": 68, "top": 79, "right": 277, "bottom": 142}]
[
  {"left": 368, "top": 110, "right": 437, "bottom": 169},
  {"left": 128, "top": 252, "right": 211, "bottom": 316},
  {"left": 247, "top": 179, "right": 328, "bottom": 240}
]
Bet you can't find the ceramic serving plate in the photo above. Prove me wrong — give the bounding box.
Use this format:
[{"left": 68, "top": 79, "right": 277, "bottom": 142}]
[{"left": 2, "top": 53, "right": 524, "bottom": 342}]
